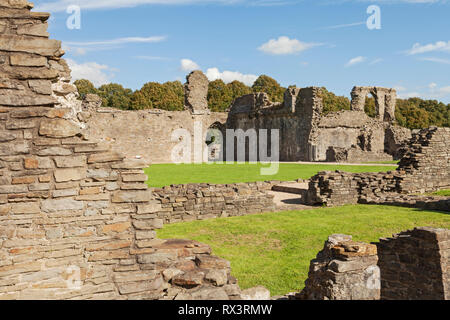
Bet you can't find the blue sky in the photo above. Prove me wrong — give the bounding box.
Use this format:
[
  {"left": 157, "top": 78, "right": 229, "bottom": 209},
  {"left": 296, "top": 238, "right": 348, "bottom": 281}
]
[{"left": 36, "top": 0, "right": 450, "bottom": 102}]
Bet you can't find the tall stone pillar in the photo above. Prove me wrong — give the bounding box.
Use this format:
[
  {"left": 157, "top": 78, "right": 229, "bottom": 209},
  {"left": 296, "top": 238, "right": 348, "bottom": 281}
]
[{"left": 184, "top": 70, "right": 210, "bottom": 115}]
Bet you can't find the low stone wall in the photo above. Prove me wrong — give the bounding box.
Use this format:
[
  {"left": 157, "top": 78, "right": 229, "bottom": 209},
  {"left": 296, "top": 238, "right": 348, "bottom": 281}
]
[
  {"left": 299, "top": 234, "right": 380, "bottom": 300},
  {"left": 360, "top": 193, "right": 450, "bottom": 212},
  {"left": 305, "top": 171, "right": 399, "bottom": 207},
  {"left": 297, "top": 227, "right": 450, "bottom": 300},
  {"left": 306, "top": 127, "right": 450, "bottom": 208},
  {"left": 152, "top": 182, "right": 277, "bottom": 224},
  {"left": 377, "top": 227, "right": 450, "bottom": 300},
  {"left": 397, "top": 127, "right": 450, "bottom": 193}
]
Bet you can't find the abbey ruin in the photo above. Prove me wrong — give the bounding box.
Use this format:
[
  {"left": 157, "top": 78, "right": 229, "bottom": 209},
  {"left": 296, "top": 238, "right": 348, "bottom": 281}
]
[
  {"left": 0, "top": 1, "right": 448, "bottom": 301},
  {"left": 82, "top": 69, "right": 412, "bottom": 164}
]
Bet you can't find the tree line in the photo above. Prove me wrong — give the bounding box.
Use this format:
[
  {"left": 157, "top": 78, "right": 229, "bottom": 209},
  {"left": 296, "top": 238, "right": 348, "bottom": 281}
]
[{"left": 75, "top": 76, "right": 449, "bottom": 130}]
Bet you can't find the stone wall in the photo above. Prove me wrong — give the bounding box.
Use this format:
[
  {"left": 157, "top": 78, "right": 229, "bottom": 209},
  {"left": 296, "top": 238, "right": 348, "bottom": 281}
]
[
  {"left": 397, "top": 127, "right": 450, "bottom": 193},
  {"left": 152, "top": 182, "right": 276, "bottom": 224},
  {"left": 226, "top": 86, "right": 410, "bottom": 162},
  {"left": 299, "top": 234, "right": 380, "bottom": 300},
  {"left": 83, "top": 107, "right": 228, "bottom": 163},
  {"left": 305, "top": 127, "right": 450, "bottom": 207},
  {"left": 297, "top": 227, "right": 449, "bottom": 300},
  {"left": 0, "top": 1, "right": 270, "bottom": 301},
  {"left": 377, "top": 227, "right": 449, "bottom": 300}
]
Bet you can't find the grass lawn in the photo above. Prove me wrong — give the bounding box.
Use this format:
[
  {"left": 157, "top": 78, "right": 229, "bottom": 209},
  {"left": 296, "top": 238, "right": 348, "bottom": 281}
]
[
  {"left": 157, "top": 205, "right": 450, "bottom": 296},
  {"left": 431, "top": 189, "right": 450, "bottom": 196},
  {"left": 145, "top": 163, "right": 397, "bottom": 188}
]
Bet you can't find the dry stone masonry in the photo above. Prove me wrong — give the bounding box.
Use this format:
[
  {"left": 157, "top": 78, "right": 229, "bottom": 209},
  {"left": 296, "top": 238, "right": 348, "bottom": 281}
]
[
  {"left": 0, "top": 1, "right": 271, "bottom": 300},
  {"left": 299, "top": 234, "right": 380, "bottom": 300},
  {"left": 306, "top": 127, "right": 450, "bottom": 209},
  {"left": 295, "top": 227, "right": 449, "bottom": 300},
  {"left": 152, "top": 182, "right": 276, "bottom": 223}
]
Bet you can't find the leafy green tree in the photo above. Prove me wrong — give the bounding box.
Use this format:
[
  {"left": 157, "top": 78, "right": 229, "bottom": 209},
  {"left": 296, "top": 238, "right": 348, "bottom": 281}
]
[
  {"left": 130, "top": 90, "right": 150, "bottom": 110},
  {"left": 208, "top": 80, "right": 233, "bottom": 112},
  {"left": 73, "top": 79, "right": 97, "bottom": 99},
  {"left": 139, "top": 81, "right": 184, "bottom": 111},
  {"left": 364, "top": 97, "right": 377, "bottom": 118},
  {"left": 252, "top": 75, "right": 285, "bottom": 103},
  {"left": 97, "top": 83, "right": 133, "bottom": 110},
  {"left": 319, "top": 87, "right": 351, "bottom": 115},
  {"left": 228, "top": 80, "right": 252, "bottom": 99}
]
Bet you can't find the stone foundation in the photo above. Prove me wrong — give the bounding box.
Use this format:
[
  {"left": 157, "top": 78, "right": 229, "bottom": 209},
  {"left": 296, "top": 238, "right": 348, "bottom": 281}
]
[
  {"left": 298, "top": 227, "right": 450, "bottom": 300},
  {"left": 306, "top": 127, "right": 450, "bottom": 208},
  {"left": 152, "top": 182, "right": 276, "bottom": 223}
]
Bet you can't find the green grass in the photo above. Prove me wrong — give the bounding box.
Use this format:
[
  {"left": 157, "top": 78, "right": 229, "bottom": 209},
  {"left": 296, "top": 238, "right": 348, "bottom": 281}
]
[
  {"left": 157, "top": 205, "right": 450, "bottom": 296},
  {"left": 430, "top": 189, "right": 450, "bottom": 196},
  {"left": 145, "top": 163, "right": 397, "bottom": 188},
  {"left": 363, "top": 160, "right": 400, "bottom": 165}
]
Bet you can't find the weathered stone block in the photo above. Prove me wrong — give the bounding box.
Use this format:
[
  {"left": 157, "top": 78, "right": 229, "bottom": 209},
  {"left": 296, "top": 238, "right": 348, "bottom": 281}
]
[
  {"left": 10, "top": 53, "right": 47, "bottom": 67},
  {"left": 112, "top": 190, "right": 152, "bottom": 203},
  {"left": 39, "top": 119, "right": 81, "bottom": 138},
  {"left": 0, "top": 35, "right": 61, "bottom": 56},
  {"left": 54, "top": 156, "right": 86, "bottom": 168},
  {"left": 41, "top": 198, "right": 83, "bottom": 212},
  {"left": 54, "top": 168, "right": 86, "bottom": 182},
  {"left": 87, "top": 152, "right": 124, "bottom": 164}
]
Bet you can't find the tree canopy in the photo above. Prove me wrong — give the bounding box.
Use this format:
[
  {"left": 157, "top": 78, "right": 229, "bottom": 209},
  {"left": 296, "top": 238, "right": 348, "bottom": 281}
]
[
  {"left": 73, "top": 77, "right": 449, "bottom": 130},
  {"left": 252, "top": 75, "right": 286, "bottom": 103}
]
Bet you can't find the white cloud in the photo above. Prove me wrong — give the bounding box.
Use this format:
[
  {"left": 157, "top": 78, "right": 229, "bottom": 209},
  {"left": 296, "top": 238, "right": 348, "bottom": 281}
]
[
  {"left": 37, "top": 0, "right": 250, "bottom": 12},
  {"left": 37, "top": 0, "right": 447, "bottom": 12},
  {"left": 180, "top": 59, "right": 200, "bottom": 72},
  {"left": 419, "top": 57, "right": 450, "bottom": 65},
  {"left": 345, "top": 56, "right": 366, "bottom": 67},
  {"left": 369, "top": 58, "right": 383, "bottom": 65},
  {"left": 319, "top": 21, "right": 365, "bottom": 30},
  {"left": 258, "top": 36, "right": 320, "bottom": 55},
  {"left": 405, "top": 41, "right": 450, "bottom": 55},
  {"left": 179, "top": 59, "right": 257, "bottom": 85},
  {"left": 396, "top": 83, "right": 450, "bottom": 102},
  {"left": 64, "top": 36, "right": 166, "bottom": 47},
  {"left": 205, "top": 68, "right": 258, "bottom": 86},
  {"left": 66, "top": 58, "right": 114, "bottom": 87}
]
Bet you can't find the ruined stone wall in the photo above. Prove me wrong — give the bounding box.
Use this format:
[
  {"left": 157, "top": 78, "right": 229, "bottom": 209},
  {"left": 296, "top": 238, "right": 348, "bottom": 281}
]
[
  {"left": 0, "top": 1, "right": 268, "bottom": 300},
  {"left": 298, "top": 227, "right": 449, "bottom": 300},
  {"left": 377, "top": 227, "right": 449, "bottom": 300},
  {"left": 152, "top": 182, "right": 276, "bottom": 224},
  {"left": 305, "top": 127, "right": 450, "bottom": 207},
  {"left": 299, "top": 234, "right": 380, "bottom": 300},
  {"left": 83, "top": 107, "right": 228, "bottom": 163},
  {"left": 397, "top": 127, "right": 450, "bottom": 193},
  {"left": 226, "top": 88, "right": 322, "bottom": 162},
  {"left": 226, "top": 86, "right": 410, "bottom": 162}
]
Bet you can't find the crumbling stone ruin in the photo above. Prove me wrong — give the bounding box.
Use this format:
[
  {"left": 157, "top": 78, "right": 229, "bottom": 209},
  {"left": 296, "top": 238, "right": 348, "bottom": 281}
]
[
  {"left": 0, "top": 1, "right": 448, "bottom": 301},
  {"left": 226, "top": 86, "right": 411, "bottom": 163},
  {"left": 0, "top": 1, "right": 272, "bottom": 300},
  {"left": 305, "top": 127, "right": 450, "bottom": 208},
  {"left": 298, "top": 234, "right": 380, "bottom": 300},
  {"left": 297, "top": 227, "right": 450, "bottom": 300},
  {"left": 184, "top": 70, "right": 210, "bottom": 115},
  {"left": 80, "top": 72, "right": 411, "bottom": 164}
]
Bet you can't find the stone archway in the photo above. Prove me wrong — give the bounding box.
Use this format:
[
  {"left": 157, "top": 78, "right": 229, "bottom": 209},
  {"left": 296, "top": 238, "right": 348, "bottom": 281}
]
[
  {"left": 205, "top": 121, "right": 225, "bottom": 162},
  {"left": 350, "top": 86, "right": 397, "bottom": 123}
]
